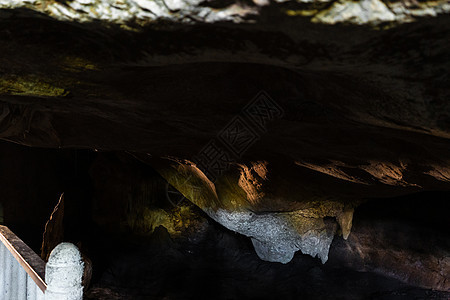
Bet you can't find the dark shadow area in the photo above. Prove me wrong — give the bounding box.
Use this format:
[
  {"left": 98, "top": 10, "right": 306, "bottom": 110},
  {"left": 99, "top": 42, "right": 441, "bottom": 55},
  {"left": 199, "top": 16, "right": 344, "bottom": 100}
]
[
  {"left": 0, "top": 141, "right": 448, "bottom": 299},
  {"left": 0, "top": 5, "right": 449, "bottom": 299}
]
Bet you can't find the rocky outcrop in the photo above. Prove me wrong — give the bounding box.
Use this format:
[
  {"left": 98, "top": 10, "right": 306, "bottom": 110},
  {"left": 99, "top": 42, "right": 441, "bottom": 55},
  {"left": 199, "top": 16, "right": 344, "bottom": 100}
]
[
  {"left": 41, "top": 193, "right": 65, "bottom": 261},
  {"left": 1, "top": 0, "right": 449, "bottom": 26},
  {"left": 331, "top": 221, "right": 450, "bottom": 291},
  {"left": 209, "top": 209, "right": 337, "bottom": 263},
  {"left": 0, "top": 0, "right": 449, "bottom": 293},
  {"left": 140, "top": 155, "right": 448, "bottom": 265},
  {"left": 328, "top": 195, "right": 450, "bottom": 291}
]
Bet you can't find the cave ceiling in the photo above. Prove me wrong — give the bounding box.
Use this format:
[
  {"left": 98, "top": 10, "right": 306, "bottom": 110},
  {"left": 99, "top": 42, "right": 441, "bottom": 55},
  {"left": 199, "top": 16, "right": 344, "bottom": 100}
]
[{"left": 0, "top": 0, "right": 449, "bottom": 264}]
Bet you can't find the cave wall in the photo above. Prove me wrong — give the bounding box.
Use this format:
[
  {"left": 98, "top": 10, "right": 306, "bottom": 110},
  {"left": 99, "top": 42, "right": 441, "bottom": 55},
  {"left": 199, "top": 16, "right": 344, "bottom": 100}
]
[{"left": 0, "top": 0, "right": 449, "bottom": 296}]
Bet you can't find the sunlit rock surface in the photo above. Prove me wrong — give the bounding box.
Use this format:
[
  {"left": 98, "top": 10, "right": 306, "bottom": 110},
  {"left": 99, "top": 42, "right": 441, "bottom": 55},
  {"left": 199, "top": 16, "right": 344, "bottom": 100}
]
[
  {"left": 312, "top": 0, "right": 450, "bottom": 25},
  {"left": 1, "top": 0, "right": 449, "bottom": 26},
  {"left": 0, "top": 0, "right": 259, "bottom": 25}
]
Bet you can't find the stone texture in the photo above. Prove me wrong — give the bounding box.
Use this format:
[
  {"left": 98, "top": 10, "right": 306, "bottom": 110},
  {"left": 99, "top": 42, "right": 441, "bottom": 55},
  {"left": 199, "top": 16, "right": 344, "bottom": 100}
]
[
  {"left": 207, "top": 209, "right": 337, "bottom": 263},
  {"left": 45, "top": 243, "right": 84, "bottom": 300},
  {"left": 328, "top": 195, "right": 450, "bottom": 292},
  {"left": 0, "top": 0, "right": 449, "bottom": 293},
  {"left": 41, "top": 194, "right": 65, "bottom": 262},
  {"left": 1, "top": 0, "right": 449, "bottom": 26}
]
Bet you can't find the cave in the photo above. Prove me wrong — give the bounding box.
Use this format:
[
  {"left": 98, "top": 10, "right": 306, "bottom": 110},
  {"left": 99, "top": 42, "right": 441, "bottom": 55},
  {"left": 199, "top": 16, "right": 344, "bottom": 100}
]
[{"left": 0, "top": 0, "right": 449, "bottom": 299}]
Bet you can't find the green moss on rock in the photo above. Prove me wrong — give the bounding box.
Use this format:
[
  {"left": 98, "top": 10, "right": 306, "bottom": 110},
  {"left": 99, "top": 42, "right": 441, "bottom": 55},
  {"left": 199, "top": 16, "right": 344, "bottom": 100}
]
[{"left": 0, "top": 75, "right": 70, "bottom": 97}]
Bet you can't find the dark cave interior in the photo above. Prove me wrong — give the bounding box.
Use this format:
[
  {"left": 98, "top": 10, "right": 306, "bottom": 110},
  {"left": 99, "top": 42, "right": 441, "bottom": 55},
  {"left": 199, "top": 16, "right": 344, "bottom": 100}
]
[
  {"left": 0, "top": 2, "right": 450, "bottom": 299},
  {"left": 0, "top": 140, "right": 449, "bottom": 299}
]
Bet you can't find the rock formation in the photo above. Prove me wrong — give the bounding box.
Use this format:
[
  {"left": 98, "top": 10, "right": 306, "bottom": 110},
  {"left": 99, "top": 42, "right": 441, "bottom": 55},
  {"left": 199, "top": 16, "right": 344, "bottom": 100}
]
[{"left": 0, "top": 0, "right": 449, "bottom": 295}]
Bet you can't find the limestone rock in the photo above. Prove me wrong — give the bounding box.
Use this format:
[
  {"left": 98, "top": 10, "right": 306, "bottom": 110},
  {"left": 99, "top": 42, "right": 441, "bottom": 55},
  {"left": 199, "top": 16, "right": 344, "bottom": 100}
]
[
  {"left": 1, "top": 0, "right": 449, "bottom": 26},
  {"left": 206, "top": 209, "right": 337, "bottom": 263},
  {"left": 0, "top": 0, "right": 449, "bottom": 287},
  {"left": 313, "top": 0, "right": 396, "bottom": 25}
]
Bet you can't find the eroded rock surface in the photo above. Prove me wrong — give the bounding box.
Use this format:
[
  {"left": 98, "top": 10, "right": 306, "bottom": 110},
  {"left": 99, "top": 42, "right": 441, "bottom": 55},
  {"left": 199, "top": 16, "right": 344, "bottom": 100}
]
[
  {"left": 1, "top": 0, "right": 449, "bottom": 26},
  {"left": 208, "top": 209, "right": 337, "bottom": 263},
  {"left": 0, "top": 0, "right": 449, "bottom": 293},
  {"left": 328, "top": 194, "right": 450, "bottom": 291}
]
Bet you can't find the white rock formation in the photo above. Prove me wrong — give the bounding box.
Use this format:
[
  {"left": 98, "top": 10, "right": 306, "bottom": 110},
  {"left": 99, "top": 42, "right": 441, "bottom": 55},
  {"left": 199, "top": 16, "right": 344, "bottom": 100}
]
[
  {"left": 207, "top": 209, "right": 337, "bottom": 264},
  {"left": 313, "top": 0, "right": 396, "bottom": 25}
]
